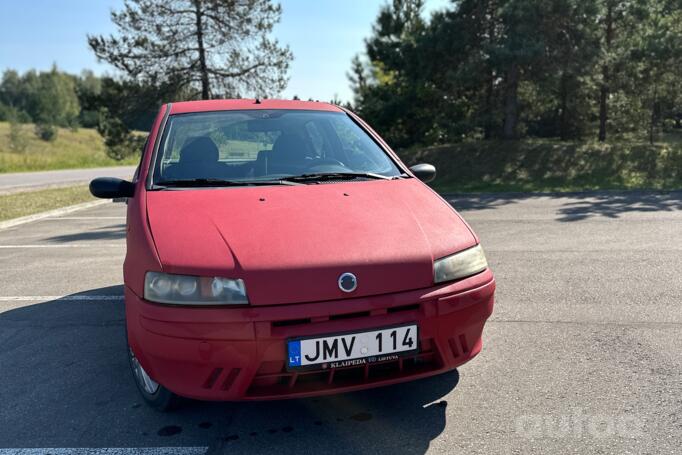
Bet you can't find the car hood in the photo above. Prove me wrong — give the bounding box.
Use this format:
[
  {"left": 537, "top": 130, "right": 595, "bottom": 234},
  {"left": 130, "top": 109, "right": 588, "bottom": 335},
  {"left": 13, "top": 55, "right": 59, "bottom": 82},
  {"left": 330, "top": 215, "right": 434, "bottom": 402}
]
[{"left": 146, "top": 179, "right": 476, "bottom": 306}]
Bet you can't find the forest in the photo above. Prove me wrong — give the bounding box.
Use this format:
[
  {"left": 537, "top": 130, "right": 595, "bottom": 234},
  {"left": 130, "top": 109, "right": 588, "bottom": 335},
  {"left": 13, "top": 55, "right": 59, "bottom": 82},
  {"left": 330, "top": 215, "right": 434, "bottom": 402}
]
[
  {"left": 350, "top": 0, "right": 682, "bottom": 148},
  {"left": 2, "top": 0, "right": 682, "bottom": 162}
]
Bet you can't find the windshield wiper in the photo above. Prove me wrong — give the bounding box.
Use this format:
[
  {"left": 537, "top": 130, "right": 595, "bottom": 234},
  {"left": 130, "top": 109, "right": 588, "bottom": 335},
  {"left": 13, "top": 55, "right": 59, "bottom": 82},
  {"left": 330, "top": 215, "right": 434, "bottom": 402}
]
[
  {"left": 281, "top": 172, "right": 397, "bottom": 183},
  {"left": 155, "top": 178, "right": 302, "bottom": 188}
]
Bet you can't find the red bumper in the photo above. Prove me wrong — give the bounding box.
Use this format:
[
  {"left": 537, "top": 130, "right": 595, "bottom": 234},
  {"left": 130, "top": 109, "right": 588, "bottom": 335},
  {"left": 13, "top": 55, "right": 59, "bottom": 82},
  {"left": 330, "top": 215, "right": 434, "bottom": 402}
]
[{"left": 125, "top": 270, "right": 495, "bottom": 401}]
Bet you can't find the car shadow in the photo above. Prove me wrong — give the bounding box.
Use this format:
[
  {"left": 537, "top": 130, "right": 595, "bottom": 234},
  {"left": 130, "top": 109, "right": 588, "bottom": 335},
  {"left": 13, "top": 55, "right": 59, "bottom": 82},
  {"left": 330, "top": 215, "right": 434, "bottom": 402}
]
[
  {"left": 445, "top": 190, "right": 682, "bottom": 222},
  {"left": 44, "top": 223, "right": 127, "bottom": 243},
  {"left": 0, "top": 286, "right": 458, "bottom": 454}
]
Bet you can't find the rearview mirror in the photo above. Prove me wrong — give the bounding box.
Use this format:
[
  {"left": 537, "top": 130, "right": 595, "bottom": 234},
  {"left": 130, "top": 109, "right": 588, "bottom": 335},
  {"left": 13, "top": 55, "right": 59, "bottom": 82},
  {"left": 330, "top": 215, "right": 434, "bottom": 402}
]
[
  {"left": 409, "top": 163, "right": 436, "bottom": 183},
  {"left": 89, "top": 177, "right": 135, "bottom": 199}
]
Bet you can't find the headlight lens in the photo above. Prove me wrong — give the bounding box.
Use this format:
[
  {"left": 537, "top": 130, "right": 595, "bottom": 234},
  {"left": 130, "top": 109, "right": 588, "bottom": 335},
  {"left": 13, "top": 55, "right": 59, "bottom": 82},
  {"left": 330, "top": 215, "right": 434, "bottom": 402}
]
[
  {"left": 434, "top": 245, "right": 488, "bottom": 284},
  {"left": 144, "top": 272, "right": 248, "bottom": 305}
]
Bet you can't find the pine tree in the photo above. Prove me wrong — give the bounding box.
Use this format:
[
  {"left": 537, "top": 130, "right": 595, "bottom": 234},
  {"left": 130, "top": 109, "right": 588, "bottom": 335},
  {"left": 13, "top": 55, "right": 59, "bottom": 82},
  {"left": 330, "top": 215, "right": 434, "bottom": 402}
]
[{"left": 88, "top": 0, "right": 292, "bottom": 99}]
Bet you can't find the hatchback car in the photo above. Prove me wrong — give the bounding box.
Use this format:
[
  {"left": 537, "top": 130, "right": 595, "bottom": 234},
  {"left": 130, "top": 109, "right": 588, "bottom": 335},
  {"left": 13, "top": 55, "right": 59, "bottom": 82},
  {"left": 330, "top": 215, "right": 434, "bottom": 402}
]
[{"left": 90, "top": 99, "right": 495, "bottom": 411}]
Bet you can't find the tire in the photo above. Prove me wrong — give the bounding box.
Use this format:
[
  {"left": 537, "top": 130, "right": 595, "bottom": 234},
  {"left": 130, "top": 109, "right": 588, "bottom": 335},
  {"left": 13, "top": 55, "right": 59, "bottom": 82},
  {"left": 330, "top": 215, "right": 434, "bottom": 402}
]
[{"left": 127, "top": 345, "right": 179, "bottom": 412}]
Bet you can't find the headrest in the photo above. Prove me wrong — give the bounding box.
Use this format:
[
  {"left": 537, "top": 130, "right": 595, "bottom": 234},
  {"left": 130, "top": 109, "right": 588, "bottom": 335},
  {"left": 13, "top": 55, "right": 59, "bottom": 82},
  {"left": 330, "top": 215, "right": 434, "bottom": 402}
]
[
  {"left": 270, "top": 133, "right": 309, "bottom": 162},
  {"left": 179, "top": 136, "right": 219, "bottom": 163}
]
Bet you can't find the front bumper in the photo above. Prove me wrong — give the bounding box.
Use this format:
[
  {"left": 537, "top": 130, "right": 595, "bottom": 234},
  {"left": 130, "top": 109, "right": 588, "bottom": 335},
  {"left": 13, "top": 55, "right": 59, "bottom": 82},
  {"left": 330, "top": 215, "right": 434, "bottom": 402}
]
[{"left": 125, "top": 269, "right": 495, "bottom": 401}]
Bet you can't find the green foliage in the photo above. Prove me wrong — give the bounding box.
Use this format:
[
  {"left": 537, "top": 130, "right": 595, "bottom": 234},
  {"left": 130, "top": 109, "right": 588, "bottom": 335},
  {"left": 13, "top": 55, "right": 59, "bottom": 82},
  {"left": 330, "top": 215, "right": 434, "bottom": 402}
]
[
  {"left": 350, "top": 0, "right": 682, "bottom": 148},
  {"left": 0, "top": 121, "right": 138, "bottom": 173},
  {"left": 0, "top": 66, "right": 185, "bottom": 157},
  {"left": 93, "top": 76, "right": 186, "bottom": 161},
  {"left": 349, "top": 0, "right": 438, "bottom": 148},
  {"left": 0, "top": 66, "right": 83, "bottom": 144},
  {"left": 35, "top": 67, "right": 80, "bottom": 128},
  {"left": 0, "top": 67, "right": 189, "bottom": 159},
  {"left": 88, "top": 0, "right": 292, "bottom": 99},
  {"left": 34, "top": 122, "right": 58, "bottom": 141},
  {"left": 8, "top": 118, "right": 28, "bottom": 153},
  {"left": 76, "top": 70, "right": 103, "bottom": 128},
  {"left": 97, "top": 109, "right": 146, "bottom": 161},
  {"left": 1, "top": 103, "right": 30, "bottom": 124},
  {"left": 0, "top": 101, "right": 9, "bottom": 121},
  {"left": 398, "top": 135, "right": 682, "bottom": 193}
]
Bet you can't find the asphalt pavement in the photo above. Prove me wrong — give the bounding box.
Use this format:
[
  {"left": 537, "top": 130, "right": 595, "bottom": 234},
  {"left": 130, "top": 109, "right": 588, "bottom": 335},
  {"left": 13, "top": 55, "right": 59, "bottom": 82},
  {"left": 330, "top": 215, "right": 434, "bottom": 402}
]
[
  {"left": 0, "top": 166, "right": 137, "bottom": 194},
  {"left": 0, "top": 191, "right": 680, "bottom": 454}
]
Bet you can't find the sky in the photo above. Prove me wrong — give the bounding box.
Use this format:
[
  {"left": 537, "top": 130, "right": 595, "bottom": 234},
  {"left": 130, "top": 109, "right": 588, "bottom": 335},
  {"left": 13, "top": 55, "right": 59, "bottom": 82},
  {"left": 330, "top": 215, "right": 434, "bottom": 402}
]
[{"left": 0, "top": 0, "right": 449, "bottom": 103}]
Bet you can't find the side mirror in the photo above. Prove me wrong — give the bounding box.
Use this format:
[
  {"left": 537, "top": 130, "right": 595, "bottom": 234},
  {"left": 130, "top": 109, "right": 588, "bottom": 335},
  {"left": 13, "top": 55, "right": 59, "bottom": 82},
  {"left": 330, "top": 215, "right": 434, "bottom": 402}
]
[
  {"left": 89, "top": 177, "right": 135, "bottom": 199},
  {"left": 409, "top": 163, "right": 436, "bottom": 183}
]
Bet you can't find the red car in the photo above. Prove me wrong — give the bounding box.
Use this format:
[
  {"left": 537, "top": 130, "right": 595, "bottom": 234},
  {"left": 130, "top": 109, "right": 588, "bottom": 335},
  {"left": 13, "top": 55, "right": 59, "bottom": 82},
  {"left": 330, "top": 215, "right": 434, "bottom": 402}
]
[{"left": 90, "top": 99, "right": 495, "bottom": 411}]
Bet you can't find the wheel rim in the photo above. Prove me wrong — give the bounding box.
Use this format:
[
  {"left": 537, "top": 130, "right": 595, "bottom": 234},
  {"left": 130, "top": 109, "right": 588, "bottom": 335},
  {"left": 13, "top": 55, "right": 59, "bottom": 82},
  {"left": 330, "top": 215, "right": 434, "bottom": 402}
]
[{"left": 129, "top": 348, "right": 159, "bottom": 394}]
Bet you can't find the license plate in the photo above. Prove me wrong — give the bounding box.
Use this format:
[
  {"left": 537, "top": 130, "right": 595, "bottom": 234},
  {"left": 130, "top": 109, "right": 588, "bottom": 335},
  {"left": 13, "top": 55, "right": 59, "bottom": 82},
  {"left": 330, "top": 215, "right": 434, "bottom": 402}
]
[{"left": 287, "top": 324, "right": 418, "bottom": 370}]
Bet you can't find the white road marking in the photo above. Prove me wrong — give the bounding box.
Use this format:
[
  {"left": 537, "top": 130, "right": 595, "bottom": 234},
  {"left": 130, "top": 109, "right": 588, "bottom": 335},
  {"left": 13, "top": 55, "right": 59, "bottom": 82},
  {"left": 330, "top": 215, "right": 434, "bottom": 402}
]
[
  {"left": 0, "top": 295, "right": 124, "bottom": 301},
  {"left": 0, "top": 200, "right": 109, "bottom": 231},
  {"left": 0, "top": 448, "right": 208, "bottom": 455},
  {"left": 0, "top": 244, "right": 122, "bottom": 248},
  {"left": 43, "top": 216, "right": 126, "bottom": 220}
]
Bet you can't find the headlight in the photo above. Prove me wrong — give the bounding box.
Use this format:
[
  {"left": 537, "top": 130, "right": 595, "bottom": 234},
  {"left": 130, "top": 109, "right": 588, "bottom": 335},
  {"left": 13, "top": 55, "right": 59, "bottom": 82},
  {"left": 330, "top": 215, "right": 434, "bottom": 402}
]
[
  {"left": 434, "top": 245, "right": 488, "bottom": 284},
  {"left": 144, "top": 271, "right": 248, "bottom": 305}
]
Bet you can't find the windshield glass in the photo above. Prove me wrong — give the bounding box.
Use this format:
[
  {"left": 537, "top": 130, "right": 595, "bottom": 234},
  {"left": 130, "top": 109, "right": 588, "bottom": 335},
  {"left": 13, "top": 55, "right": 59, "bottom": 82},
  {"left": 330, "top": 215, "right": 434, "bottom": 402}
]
[{"left": 151, "top": 109, "right": 402, "bottom": 186}]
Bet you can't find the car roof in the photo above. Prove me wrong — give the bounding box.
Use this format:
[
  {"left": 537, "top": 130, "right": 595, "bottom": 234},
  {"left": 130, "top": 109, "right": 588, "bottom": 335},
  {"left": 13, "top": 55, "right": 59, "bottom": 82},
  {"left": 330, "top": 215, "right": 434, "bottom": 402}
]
[{"left": 169, "top": 99, "right": 344, "bottom": 115}]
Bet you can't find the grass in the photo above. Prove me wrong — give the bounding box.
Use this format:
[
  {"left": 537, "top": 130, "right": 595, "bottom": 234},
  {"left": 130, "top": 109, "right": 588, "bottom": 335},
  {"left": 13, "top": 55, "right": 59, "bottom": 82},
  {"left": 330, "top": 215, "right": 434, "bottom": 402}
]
[
  {"left": 0, "top": 122, "right": 138, "bottom": 173},
  {"left": 0, "top": 186, "right": 95, "bottom": 222},
  {"left": 398, "top": 135, "right": 682, "bottom": 193}
]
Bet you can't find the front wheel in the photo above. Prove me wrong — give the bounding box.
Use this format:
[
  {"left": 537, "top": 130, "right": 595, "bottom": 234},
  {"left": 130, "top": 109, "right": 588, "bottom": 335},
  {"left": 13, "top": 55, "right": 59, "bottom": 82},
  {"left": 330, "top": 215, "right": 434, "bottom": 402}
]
[{"left": 128, "top": 346, "right": 178, "bottom": 411}]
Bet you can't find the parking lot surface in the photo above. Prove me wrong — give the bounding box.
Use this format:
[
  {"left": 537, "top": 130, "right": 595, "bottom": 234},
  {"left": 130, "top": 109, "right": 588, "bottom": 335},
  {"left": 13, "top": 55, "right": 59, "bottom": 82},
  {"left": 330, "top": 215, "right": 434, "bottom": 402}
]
[
  {"left": 0, "top": 167, "right": 137, "bottom": 194},
  {"left": 0, "top": 191, "right": 680, "bottom": 454}
]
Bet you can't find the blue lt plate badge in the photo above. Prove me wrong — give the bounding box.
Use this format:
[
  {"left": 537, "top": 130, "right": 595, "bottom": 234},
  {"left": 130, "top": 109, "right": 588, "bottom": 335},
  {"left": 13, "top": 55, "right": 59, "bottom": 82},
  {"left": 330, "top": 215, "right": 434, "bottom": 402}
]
[{"left": 288, "top": 340, "right": 302, "bottom": 367}]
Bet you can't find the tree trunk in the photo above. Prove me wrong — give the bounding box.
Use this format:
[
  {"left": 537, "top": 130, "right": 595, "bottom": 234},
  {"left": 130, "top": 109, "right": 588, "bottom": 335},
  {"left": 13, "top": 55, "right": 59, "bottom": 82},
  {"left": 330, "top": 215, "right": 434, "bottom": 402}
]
[
  {"left": 484, "top": 0, "right": 496, "bottom": 139},
  {"left": 503, "top": 62, "right": 519, "bottom": 140},
  {"left": 193, "top": 0, "right": 210, "bottom": 100},
  {"left": 559, "top": 73, "right": 569, "bottom": 141},
  {"left": 598, "top": 68, "right": 609, "bottom": 142},
  {"left": 598, "top": 2, "right": 614, "bottom": 142},
  {"left": 649, "top": 83, "right": 658, "bottom": 145},
  {"left": 484, "top": 67, "right": 494, "bottom": 139}
]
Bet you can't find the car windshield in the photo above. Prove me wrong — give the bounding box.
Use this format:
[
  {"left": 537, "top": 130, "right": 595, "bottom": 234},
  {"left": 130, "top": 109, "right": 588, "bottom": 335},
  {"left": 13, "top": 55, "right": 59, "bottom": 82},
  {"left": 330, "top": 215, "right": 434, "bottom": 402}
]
[{"left": 151, "top": 109, "right": 403, "bottom": 187}]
